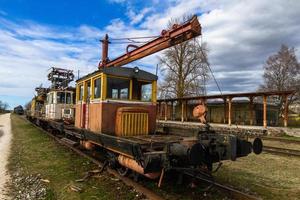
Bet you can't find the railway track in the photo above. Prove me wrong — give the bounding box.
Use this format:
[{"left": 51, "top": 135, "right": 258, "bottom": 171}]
[
  {"left": 261, "top": 136, "right": 300, "bottom": 144},
  {"left": 27, "top": 120, "right": 164, "bottom": 200},
  {"left": 184, "top": 172, "right": 260, "bottom": 200},
  {"left": 247, "top": 136, "right": 300, "bottom": 157},
  {"left": 23, "top": 117, "right": 260, "bottom": 200},
  {"left": 263, "top": 145, "right": 300, "bottom": 157}
]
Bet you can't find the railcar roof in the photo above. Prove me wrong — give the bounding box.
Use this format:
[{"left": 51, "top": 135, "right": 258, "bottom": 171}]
[
  {"left": 76, "top": 67, "right": 158, "bottom": 82},
  {"left": 48, "top": 87, "right": 76, "bottom": 92}
]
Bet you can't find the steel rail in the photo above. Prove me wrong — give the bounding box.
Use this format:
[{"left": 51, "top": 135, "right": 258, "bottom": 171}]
[
  {"left": 184, "top": 171, "right": 260, "bottom": 200},
  {"left": 263, "top": 145, "right": 300, "bottom": 157},
  {"left": 261, "top": 136, "right": 300, "bottom": 144}
]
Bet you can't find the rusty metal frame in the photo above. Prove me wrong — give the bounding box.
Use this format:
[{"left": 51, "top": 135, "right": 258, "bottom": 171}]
[{"left": 99, "top": 15, "right": 201, "bottom": 68}]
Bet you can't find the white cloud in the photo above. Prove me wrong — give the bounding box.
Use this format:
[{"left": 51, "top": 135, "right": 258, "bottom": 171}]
[
  {"left": 127, "top": 7, "right": 153, "bottom": 25},
  {"left": 1, "top": 0, "right": 300, "bottom": 108},
  {"left": 107, "top": 0, "right": 126, "bottom": 4}
]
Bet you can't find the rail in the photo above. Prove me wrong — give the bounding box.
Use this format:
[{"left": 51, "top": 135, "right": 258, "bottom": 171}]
[{"left": 263, "top": 145, "right": 300, "bottom": 157}]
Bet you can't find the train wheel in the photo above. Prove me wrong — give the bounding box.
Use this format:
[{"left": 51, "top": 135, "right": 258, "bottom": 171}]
[{"left": 117, "top": 166, "right": 129, "bottom": 177}]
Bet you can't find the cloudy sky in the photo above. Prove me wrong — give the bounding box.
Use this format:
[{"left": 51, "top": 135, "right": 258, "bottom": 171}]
[{"left": 0, "top": 0, "right": 299, "bottom": 108}]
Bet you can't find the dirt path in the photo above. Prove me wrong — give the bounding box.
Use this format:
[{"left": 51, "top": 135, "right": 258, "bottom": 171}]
[{"left": 0, "top": 113, "right": 11, "bottom": 199}]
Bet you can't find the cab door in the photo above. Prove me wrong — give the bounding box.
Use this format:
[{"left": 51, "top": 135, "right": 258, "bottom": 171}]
[{"left": 82, "top": 81, "right": 91, "bottom": 129}]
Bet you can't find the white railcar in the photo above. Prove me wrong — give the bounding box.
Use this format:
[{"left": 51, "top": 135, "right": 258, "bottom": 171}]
[{"left": 45, "top": 89, "right": 75, "bottom": 121}]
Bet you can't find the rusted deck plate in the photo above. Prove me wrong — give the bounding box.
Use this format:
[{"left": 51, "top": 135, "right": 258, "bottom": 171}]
[{"left": 124, "top": 134, "right": 182, "bottom": 145}]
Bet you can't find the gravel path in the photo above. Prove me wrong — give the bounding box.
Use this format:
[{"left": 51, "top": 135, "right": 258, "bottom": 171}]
[{"left": 0, "top": 113, "right": 11, "bottom": 199}]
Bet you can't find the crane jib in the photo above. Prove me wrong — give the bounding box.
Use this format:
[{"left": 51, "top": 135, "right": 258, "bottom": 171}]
[{"left": 98, "top": 15, "right": 202, "bottom": 68}]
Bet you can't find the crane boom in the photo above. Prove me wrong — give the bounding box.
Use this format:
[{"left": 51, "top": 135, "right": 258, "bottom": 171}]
[{"left": 99, "top": 15, "right": 201, "bottom": 68}]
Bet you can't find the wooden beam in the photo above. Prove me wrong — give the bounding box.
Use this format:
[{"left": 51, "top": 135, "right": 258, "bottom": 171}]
[
  {"left": 249, "top": 96, "right": 254, "bottom": 125},
  {"left": 263, "top": 95, "right": 267, "bottom": 128},
  {"left": 223, "top": 98, "right": 227, "bottom": 124},
  {"left": 185, "top": 100, "right": 188, "bottom": 121},
  {"left": 181, "top": 101, "right": 184, "bottom": 122},
  {"left": 228, "top": 97, "right": 232, "bottom": 126},
  {"left": 164, "top": 102, "right": 167, "bottom": 121},
  {"left": 157, "top": 90, "right": 295, "bottom": 102},
  {"left": 158, "top": 102, "right": 161, "bottom": 119},
  {"left": 171, "top": 101, "right": 174, "bottom": 120},
  {"left": 283, "top": 95, "right": 288, "bottom": 127}
]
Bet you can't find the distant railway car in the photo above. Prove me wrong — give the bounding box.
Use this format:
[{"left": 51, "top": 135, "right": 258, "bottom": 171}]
[
  {"left": 45, "top": 88, "right": 75, "bottom": 122},
  {"left": 13, "top": 105, "right": 24, "bottom": 115},
  {"left": 27, "top": 67, "right": 75, "bottom": 123},
  {"left": 30, "top": 87, "right": 48, "bottom": 118}
]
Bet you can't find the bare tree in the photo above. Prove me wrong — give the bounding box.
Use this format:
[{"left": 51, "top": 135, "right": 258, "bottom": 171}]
[
  {"left": 0, "top": 100, "right": 9, "bottom": 113},
  {"left": 259, "top": 44, "right": 300, "bottom": 113},
  {"left": 158, "top": 16, "right": 210, "bottom": 99},
  {"left": 24, "top": 101, "right": 32, "bottom": 111}
]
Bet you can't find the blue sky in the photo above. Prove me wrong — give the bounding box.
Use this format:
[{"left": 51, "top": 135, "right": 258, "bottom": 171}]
[{"left": 0, "top": 0, "right": 300, "bottom": 109}]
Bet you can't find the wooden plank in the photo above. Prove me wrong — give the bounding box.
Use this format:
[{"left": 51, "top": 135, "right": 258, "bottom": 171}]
[
  {"left": 164, "top": 102, "right": 167, "bottom": 121},
  {"left": 223, "top": 98, "right": 227, "bottom": 124},
  {"left": 181, "top": 101, "right": 184, "bottom": 122},
  {"left": 249, "top": 96, "right": 254, "bottom": 125}
]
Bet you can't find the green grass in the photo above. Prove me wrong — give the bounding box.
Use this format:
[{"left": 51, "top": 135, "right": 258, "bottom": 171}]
[
  {"left": 281, "top": 133, "right": 300, "bottom": 141},
  {"left": 8, "top": 114, "right": 300, "bottom": 200},
  {"left": 8, "top": 115, "right": 139, "bottom": 200},
  {"left": 215, "top": 153, "right": 300, "bottom": 200}
]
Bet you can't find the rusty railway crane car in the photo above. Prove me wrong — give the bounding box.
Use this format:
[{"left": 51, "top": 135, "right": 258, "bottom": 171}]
[
  {"left": 28, "top": 67, "right": 76, "bottom": 126},
  {"left": 28, "top": 16, "right": 263, "bottom": 186}
]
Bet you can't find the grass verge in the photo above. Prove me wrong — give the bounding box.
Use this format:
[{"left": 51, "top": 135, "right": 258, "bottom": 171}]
[
  {"left": 7, "top": 114, "right": 141, "bottom": 200},
  {"left": 215, "top": 153, "right": 300, "bottom": 200}
]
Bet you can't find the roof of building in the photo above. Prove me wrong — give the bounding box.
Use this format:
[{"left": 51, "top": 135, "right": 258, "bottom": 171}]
[
  {"left": 158, "top": 90, "right": 295, "bottom": 102},
  {"left": 77, "top": 67, "right": 158, "bottom": 82}
]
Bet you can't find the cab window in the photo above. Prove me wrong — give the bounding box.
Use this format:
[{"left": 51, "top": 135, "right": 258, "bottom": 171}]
[
  {"left": 86, "top": 81, "right": 91, "bottom": 99},
  {"left": 57, "top": 92, "right": 66, "bottom": 104},
  {"left": 79, "top": 84, "right": 84, "bottom": 101},
  {"left": 47, "top": 93, "right": 53, "bottom": 104},
  {"left": 107, "top": 77, "right": 130, "bottom": 99},
  {"left": 94, "top": 77, "right": 101, "bottom": 99},
  {"left": 132, "top": 80, "right": 152, "bottom": 101},
  {"left": 141, "top": 83, "right": 152, "bottom": 101},
  {"left": 66, "top": 92, "right": 72, "bottom": 104}
]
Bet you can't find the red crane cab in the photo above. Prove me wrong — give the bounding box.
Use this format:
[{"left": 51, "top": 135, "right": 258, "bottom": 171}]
[{"left": 75, "top": 67, "right": 157, "bottom": 136}]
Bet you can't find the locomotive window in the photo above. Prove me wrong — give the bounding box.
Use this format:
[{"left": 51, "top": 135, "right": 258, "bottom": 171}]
[
  {"left": 107, "top": 77, "right": 130, "bottom": 99},
  {"left": 112, "top": 89, "right": 118, "bottom": 99},
  {"left": 120, "top": 88, "right": 128, "bottom": 99},
  {"left": 86, "top": 81, "right": 91, "bottom": 98},
  {"left": 79, "top": 84, "right": 83, "bottom": 101},
  {"left": 94, "top": 77, "right": 101, "bottom": 99},
  {"left": 47, "top": 93, "right": 53, "bottom": 104},
  {"left": 132, "top": 80, "right": 152, "bottom": 101},
  {"left": 141, "top": 83, "right": 152, "bottom": 101},
  {"left": 66, "top": 93, "right": 72, "bottom": 104},
  {"left": 57, "top": 92, "right": 66, "bottom": 104}
]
